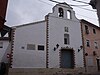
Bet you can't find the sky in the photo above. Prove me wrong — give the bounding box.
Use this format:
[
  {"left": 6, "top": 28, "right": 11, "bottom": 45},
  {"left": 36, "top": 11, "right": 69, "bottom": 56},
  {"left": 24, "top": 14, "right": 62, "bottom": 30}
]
[{"left": 5, "top": 0, "right": 99, "bottom": 27}]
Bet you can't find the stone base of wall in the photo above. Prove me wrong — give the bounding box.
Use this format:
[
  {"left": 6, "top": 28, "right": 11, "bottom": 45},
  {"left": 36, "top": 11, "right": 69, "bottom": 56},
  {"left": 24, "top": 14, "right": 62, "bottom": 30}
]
[
  {"left": 75, "top": 67, "right": 85, "bottom": 73},
  {"left": 8, "top": 68, "right": 85, "bottom": 75},
  {"left": 86, "top": 66, "right": 98, "bottom": 72}
]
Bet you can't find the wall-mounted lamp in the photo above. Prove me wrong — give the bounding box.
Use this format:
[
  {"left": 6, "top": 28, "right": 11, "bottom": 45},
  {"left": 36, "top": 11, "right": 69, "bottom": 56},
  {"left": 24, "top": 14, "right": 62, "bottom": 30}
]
[
  {"left": 54, "top": 47, "right": 56, "bottom": 51},
  {"left": 56, "top": 44, "right": 59, "bottom": 48},
  {"left": 54, "top": 44, "right": 59, "bottom": 51},
  {"left": 93, "top": 51, "right": 97, "bottom": 56},
  {"left": 78, "top": 49, "right": 80, "bottom": 52},
  {"left": 80, "top": 46, "right": 83, "bottom": 49},
  {"left": 78, "top": 45, "right": 83, "bottom": 52},
  {"left": 85, "top": 53, "right": 88, "bottom": 56}
]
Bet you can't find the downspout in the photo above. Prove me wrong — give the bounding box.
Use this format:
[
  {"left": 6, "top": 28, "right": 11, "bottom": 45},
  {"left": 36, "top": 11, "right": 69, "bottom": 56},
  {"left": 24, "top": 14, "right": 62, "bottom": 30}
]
[{"left": 80, "top": 21, "right": 87, "bottom": 72}]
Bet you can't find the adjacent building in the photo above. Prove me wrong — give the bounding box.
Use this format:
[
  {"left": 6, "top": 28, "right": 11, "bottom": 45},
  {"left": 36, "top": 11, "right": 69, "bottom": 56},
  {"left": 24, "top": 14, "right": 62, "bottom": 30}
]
[
  {"left": 0, "top": 25, "right": 12, "bottom": 64},
  {"left": 0, "top": 0, "right": 8, "bottom": 29},
  {"left": 81, "top": 19, "right": 100, "bottom": 72},
  {"left": 9, "top": 3, "right": 84, "bottom": 70}
]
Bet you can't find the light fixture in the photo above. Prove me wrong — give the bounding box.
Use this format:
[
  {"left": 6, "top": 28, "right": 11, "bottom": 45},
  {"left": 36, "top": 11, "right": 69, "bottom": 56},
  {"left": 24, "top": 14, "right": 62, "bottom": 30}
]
[
  {"left": 54, "top": 44, "right": 59, "bottom": 51},
  {"left": 54, "top": 47, "right": 56, "bottom": 51},
  {"left": 93, "top": 51, "right": 97, "bottom": 56},
  {"left": 78, "top": 49, "right": 80, "bottom": 52},
  {"left": 80, "top": 45, "right": 83, "bottom": 49},
  {"left": 78, "top": 45, "right": 83, "bottom": 52},
  {"left": 85, "top": 53, "right": 88, "bottom": 56},
  {"left": 56, "top": 44, "right": 59, "bottom": 48}
]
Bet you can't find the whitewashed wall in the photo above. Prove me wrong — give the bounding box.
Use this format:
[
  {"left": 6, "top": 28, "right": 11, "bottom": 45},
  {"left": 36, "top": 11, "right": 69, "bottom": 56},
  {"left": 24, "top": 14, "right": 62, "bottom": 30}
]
[
  {"left": 12, "top": 21, "right": 46, "bottom": 68},
  {"left": 12, "top": 3, "right": 84, "bottom": 68},
  {"left": 48, "top": 3, "right": 84, "bottom": 68},
  {"left": 0, "top": 41, "right": 9, "bottom": 63}
]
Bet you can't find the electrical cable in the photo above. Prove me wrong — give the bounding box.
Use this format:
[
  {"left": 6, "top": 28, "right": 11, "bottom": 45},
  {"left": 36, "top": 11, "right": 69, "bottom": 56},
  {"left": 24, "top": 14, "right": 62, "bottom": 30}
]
[
  {"left": 49, "top": 0, "right": 89, "bottom": 6},
  {"left": 76, "top": 13, "right": 98, "bottom": 21},
  {"left": 70, "top": 4, "right": 89, "bottom": 6},
  {"left": 38, "top": 0, "right": 98, "bottom": 21},
  {"left": 49, "top": 0, "right": 96, "bottom": 12},
  {"left": 38, "top": 0, "right": 53, "bottom": 6},
  {"left": 72, "top": 5, "right": 96, "bottom": 12},
  {"left": 72, "top": 0, "right": 89, "bottom": 4}
]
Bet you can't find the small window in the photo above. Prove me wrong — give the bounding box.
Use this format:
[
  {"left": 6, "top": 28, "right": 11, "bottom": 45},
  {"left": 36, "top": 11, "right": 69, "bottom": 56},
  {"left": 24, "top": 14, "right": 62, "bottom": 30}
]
[
  {"left": 58, "top": 8, "right": 64, "bottom": 18},
  {"left": 85, "top": 25, "right": 89, "bottom": 34},
  {"left": 0, "top": 42, "right": 3, "bottom": 48},
  {"left": 93, "top": 28, "right": 96, "bottom": 34},
  {"left": 27, "top": 44, "right": 35, "bottom": 50},
  {"left": 86, "top": 40, "right": 90, "bottom": 47},
  {"left": 67, "top": 10, "right": 71, "bottom": 19},
  {"left": 64, "top": 27, "right": 69, "bottom": 32},
  {"left": 94, "top": 42, "right": 98, "bottom": 49},
  {"left": 38, "top": 45, "right": 44, "bottom": 51},
  {"left": 64, "top": 34, "right": 70, "bottom": 45}
]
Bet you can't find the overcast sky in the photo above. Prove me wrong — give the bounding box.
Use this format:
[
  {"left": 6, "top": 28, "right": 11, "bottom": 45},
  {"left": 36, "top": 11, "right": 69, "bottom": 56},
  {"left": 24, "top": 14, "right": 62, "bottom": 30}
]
[{"left": 5, "top": 0, "right": 99, "bottom": 27}]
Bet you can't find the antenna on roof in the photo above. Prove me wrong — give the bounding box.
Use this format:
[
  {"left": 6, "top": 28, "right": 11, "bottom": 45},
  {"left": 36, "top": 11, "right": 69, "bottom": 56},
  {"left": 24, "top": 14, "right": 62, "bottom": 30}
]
[{"left": 72, "top": 0, "right": 89, "bottom": 4}]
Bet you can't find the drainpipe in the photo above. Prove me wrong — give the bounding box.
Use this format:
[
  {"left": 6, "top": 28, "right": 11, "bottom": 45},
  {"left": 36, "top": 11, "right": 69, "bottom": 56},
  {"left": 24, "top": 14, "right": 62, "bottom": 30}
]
[
  {"left": 45, "top": 15, "right": 49, "bottom": 68},
  {"left": 80, "top": 21, "right": 87, "bottom": 72}
]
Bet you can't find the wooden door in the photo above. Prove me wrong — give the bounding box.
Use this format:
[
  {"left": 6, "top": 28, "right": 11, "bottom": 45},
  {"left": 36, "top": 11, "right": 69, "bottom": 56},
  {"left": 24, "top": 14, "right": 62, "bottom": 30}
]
[{"left": 61, "top": 49, "right": 74, "bottom": 68}]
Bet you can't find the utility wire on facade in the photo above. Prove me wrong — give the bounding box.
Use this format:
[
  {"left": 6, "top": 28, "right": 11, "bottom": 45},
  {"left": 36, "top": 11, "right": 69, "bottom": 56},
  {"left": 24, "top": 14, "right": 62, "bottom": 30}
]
[
  {"left": 49, "top": 0, "right": 89, "bottom": 6},
  {"left": 72, "top": 0, "right": 89, "bottom": 4},
  {"left": 49, "top": 0, "right": 96, "bottom": 12},
  {"left": 49, "top": 0, "right": 60, "bottom": 4},
  {"left": 73, "top": 6, "right": 96, "bottom": 12},
  {"left": 38, "top": 0, "right": 53, "bottom": 6},
  {"left": 70, "top": 4, "right": 89, "bottom": 6},
  {"left": 76, "top": 13, "right": 98, "bottom": 20},
  {"left": 38, "top": 0, "right": 97, "bottom": 21},
  {"left": 38, "top": 0, "right": 96, "bottom": 12}
]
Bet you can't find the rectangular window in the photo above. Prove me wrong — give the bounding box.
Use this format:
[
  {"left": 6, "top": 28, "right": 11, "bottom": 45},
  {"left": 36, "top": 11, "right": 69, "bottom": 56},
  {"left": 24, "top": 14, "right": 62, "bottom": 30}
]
[
  {"left": 67, "top": 10, "right": 71, "bottom": 19},
  {"left": 0, "top": 42, "right": 3, "bottom": 48},
  {"left": 86, "top": 40, "right": 90, "bottom": 47},
  {"left": 94, "top": 42, "right": 98, "bottom": 49},
  {"left": 85, "top": 25, "right": 89, "bottom": 34},
  {"left": 38, "top": 45, "right": 44, "bottom": 51},
  {"left": 93, "top": 28, "right": 96, "bottom": 34},
  {"left": 64, "top": 27, "right": 69, "bottom": 32},
  {"left": 64, "top": 34, "right": 70, "bottom": 45},
  {"left": 27, "top": 44, "right": 35, "bottom": 50}
]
